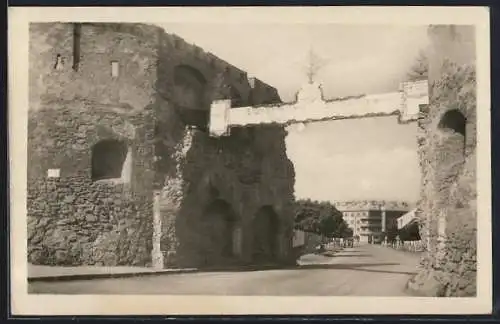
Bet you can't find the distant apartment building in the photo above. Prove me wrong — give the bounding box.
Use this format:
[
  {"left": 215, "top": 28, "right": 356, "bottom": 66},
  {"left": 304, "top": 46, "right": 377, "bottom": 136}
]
[{"left": 334, "top": 201, "right": 411, "bottom": 244}]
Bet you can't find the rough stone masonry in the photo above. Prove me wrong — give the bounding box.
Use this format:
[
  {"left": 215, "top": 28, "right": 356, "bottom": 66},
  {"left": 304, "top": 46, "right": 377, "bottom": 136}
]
[
  {"left": 28, "top": 23, "right": 295, "bottom": 269},
  {"left": 408, "top": 25, "right": 477, "bottom": 297}
]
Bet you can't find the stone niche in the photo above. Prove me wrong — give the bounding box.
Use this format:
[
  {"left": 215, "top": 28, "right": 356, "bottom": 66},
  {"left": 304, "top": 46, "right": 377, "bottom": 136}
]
[{"left": 408, "top": 25, "right": 477, "bottom": 297}]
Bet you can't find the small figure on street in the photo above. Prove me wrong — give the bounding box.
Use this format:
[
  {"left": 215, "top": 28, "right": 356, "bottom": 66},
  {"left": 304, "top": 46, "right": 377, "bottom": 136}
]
[{"left": 396, "top": 235, "right": 401, "bottom": 249}]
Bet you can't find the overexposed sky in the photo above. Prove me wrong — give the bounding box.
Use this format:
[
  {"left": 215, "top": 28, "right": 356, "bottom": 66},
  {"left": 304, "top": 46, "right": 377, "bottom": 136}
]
[
  {"left": 286, "top": 117, "right": 420, "bottom": 203},
  {"left": 158, "top": 23, "right": 428, "bottom": 203},
  {"left": 158, "top": 23, "right": 429, "bottom": 101}
]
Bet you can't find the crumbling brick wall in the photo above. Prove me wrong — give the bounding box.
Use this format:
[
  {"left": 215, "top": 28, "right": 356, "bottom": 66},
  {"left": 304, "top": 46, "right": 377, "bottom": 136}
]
[{"left": 408, "top": 25, "right": 477, "bottom": 297}]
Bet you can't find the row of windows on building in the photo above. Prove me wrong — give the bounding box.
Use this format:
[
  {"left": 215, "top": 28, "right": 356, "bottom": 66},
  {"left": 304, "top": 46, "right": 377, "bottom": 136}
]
[
  {"left": 343, "top": 211, "right": 370, "bottom": 218},
  {"left": 347, "top": 220, "right": 382, "bottom": 228},
  {"left": 348, "top": 219, "right": 381, "bottom": 224}
]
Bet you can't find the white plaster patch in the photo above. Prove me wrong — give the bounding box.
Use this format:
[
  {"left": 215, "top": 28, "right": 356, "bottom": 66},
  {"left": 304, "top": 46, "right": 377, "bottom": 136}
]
[
  {"left": 47, "top": 169, "right": 60, "bottom": 178},
  {"left": 111, "top": 61, "right": 119, "bottom": 77},
  {"left": 152, "top": 191, "right": 164, "bottom": 269},
  {"left": 438, "top": 212, "right": 446, "bottom": 237},
  {"left": 120, "top": 150, "right": 133, "bottom": 183},
  {"left": 209, "top": 100, "right": 231, "bottom": 136}
]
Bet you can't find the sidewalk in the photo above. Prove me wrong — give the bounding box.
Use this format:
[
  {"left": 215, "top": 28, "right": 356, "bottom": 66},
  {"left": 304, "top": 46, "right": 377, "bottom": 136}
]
[
  {"left": 28, "top": 261, "right": 300, "bottom": 282},
  {"left": 28, "top": 264, "right": 198, "bottom": 282}
]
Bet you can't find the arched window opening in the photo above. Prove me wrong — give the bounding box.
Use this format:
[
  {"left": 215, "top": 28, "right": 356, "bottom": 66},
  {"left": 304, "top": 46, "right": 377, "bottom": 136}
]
[
  {"left": 438, "top": 109, "right": 466, "bottom": 137},
  {"left": 173, "top": 65, "right": 208, "bottom": 128},
  {"left": 91, "top": 139, "right": 129, "bottom": 181},
  {"left": 173, "top": 65, "right": 206, "bottom": 109},
  {"left": 436, "top": 109, "right": 467, "bottom": 175},
  {"left": 252, "top": 206, "right": 280, "bottom": 263}
]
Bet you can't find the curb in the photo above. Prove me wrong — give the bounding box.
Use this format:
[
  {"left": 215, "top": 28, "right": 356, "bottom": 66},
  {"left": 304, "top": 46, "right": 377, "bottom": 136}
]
[
  {"left": 28, "top": 268, "right": 200, "bottom": 282},
  {"left": 27, "top": 263, "right": 297, "bottom": 283}
]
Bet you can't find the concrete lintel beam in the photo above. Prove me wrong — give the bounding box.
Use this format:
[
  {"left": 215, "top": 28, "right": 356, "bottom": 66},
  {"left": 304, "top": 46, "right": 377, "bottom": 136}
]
[{"left": 208, "top": 80, "right": 429, "bottom": 137}]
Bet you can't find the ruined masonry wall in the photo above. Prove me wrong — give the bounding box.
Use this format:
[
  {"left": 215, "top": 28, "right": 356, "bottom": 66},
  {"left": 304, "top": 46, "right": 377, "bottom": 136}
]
[
  {"left": 29, "top": 23, "right": 161, "bottom": 112},
  {"left": 164, "top": 126, "right": 296, "bottom": 268},
  {"left": 152, "top": 31, "right": 294, "bottom": 268},
  {"left": 409, "top": 25, "right": 477, "bottom": 297},
  {"left": 27, "top": 22, "right": 294, "bottom": 268},
  {"left": 28, "top": 23, "right": 160, "bottom": 266},
  {"left": 28, "top": 104, "right": 156, "bottom": 266}
]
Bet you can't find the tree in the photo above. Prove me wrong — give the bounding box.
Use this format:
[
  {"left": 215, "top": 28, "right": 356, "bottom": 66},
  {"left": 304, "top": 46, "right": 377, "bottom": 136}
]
[
  {"left": 406, "top": 51, "right": 429, "bottom": 82},
  {"left": 293, "top": 199, "right": 351, "bottom": 238},
  {"left": 303, "top": 48, "right": 329, "bottom": 84},
  {"left": 335, "top": 222, "right": 353, "bottom": 238}
]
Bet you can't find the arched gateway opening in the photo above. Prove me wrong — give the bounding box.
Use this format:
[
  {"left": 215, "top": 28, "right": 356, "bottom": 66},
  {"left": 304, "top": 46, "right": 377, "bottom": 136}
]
[
  {"left": 252, "top": 206, "right": 280, "bottom": 263},
  {"left": 203, "top": 199, "right": 242, "bottom": 266}
]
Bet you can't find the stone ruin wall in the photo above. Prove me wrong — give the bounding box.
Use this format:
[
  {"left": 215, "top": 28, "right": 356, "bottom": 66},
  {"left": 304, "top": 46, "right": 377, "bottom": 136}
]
[
  {"left": 27, "top": 23, "right": 295, "bottom": 268},
  {"left": 28, "top": 23, "right": 159, "bottom": 266},
  {"left": 153, "top": 31, "right": 295, "bottom": 268},
  {"left": 409, "top": 25, "right": 477, "bottom": 297}
]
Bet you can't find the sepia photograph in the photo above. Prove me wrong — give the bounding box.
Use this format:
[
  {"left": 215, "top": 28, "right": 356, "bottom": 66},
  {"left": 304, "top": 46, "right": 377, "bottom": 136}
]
[{"left": 9, "top": 6, "right": 491, "bottom": 315}]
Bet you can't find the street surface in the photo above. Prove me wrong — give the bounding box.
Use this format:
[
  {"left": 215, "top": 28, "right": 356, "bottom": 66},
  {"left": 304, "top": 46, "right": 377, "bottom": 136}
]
[{"left": 29, "top": 244, "right": 422, "bottom": 296}]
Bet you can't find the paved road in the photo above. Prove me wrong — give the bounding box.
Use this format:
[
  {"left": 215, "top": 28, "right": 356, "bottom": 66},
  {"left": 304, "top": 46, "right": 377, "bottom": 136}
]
[{"left": 29, "top": 244, "right": 422, "bottom": 296}]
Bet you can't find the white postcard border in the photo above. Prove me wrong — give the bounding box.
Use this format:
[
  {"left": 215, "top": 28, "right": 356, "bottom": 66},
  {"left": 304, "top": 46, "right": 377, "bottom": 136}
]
[{"left": 8, "top": 6, "right": 492, "bottom": 315}]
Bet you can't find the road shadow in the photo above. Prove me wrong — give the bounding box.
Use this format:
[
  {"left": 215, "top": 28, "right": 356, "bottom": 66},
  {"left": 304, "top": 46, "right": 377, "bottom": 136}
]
[
  {"left": 294, "top": 263, "right": 418, "bottom": 276},
  {"left": 320, "top": 253, "right": 372, "bottom": 258},
  {"left": 194, "top": 262, "right": 418, "bottom": 276},
  {"left": 312, "top": 248, "right": 371, "bottom": 257}
]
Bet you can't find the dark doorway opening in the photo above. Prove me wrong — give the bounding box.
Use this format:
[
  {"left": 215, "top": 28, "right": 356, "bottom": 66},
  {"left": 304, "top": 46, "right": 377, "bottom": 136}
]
[
  {"left": 203, "top": 199, "right": 241, "bottom": 266},
  {"left": 252, "top": 206, "right": 280, "bottom": 263}
]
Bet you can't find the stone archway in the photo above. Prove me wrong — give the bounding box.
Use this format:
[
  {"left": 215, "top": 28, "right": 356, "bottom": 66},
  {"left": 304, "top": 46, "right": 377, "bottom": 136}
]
[
  {"left": 203, "top": 199, "right": 242, "bottom": 266},
  {"left": 252, "top": 206, "right": 280, "bottom": 263}
]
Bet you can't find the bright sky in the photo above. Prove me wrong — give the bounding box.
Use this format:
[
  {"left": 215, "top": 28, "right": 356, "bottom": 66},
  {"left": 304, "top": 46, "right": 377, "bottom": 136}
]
[{"left": 158, "top": 23, "right": 429, "bottom": 203}]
